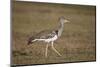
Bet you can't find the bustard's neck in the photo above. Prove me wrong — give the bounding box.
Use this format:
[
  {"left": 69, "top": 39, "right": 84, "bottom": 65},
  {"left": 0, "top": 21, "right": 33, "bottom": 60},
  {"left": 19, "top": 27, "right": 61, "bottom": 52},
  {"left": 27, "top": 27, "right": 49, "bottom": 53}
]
[{"left": 57, "top": 21, "right": 64, "bottom": 37}]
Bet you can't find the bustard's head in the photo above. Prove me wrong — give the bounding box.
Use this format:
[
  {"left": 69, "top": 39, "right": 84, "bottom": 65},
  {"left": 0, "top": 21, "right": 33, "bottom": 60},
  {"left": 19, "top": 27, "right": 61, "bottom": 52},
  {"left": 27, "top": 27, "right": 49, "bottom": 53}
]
[{"left": 59, "top": 17, "right": 69, "bottom": 24}]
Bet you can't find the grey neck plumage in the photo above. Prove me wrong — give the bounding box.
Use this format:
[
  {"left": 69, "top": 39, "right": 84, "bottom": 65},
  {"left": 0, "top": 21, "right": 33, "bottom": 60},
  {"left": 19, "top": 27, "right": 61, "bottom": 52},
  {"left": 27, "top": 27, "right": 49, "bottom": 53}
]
[{"left": 57, "top": 21, "right": 64, "bottom": 37}]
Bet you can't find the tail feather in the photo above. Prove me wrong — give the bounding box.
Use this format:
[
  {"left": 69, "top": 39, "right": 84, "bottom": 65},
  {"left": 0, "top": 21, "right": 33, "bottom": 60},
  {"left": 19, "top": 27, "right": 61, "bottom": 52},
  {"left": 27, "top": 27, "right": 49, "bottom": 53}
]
[
  {"left": 27, "top": 36, "right": 35, "bottom": 45},
  {"left": 27, "top": 40, "right": 32, "bottom": 45}
]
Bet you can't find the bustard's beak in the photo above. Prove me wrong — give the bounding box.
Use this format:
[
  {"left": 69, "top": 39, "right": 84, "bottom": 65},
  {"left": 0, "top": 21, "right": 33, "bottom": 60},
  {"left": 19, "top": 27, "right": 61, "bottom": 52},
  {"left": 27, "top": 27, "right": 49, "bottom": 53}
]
[{"left": 64, "top": 19, "right": 70, "bottom": 23}]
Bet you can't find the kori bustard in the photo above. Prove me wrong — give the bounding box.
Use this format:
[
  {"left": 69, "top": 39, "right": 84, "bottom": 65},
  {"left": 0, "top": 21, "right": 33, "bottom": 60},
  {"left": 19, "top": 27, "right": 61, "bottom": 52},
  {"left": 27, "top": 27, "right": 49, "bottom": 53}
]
[{"left": 27, "top": 17, "right": 69, "bottom": 57}]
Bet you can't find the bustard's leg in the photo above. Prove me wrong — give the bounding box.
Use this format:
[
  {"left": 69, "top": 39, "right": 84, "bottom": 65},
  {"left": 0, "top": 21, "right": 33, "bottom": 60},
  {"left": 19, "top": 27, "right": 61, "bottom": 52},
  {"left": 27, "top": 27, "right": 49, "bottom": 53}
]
[
  {"left": 45, "top": 44, "right": 49, "bottom": 58},
  {"left": 51, "top": 42, "right": 62, "bottom": 56}
]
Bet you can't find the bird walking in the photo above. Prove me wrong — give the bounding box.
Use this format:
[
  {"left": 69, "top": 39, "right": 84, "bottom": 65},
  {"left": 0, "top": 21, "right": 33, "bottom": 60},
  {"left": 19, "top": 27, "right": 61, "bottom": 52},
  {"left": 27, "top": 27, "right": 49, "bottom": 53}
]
[{"left": 27, "top": 17, "right": 69, "bottom": 57}]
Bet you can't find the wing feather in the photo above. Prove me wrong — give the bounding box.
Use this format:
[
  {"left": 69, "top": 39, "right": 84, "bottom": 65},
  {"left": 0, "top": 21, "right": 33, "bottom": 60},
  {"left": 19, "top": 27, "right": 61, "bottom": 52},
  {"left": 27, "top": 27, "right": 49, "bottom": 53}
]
[{"left": 34, "top": 30, "right": 56, "bottom": 39}]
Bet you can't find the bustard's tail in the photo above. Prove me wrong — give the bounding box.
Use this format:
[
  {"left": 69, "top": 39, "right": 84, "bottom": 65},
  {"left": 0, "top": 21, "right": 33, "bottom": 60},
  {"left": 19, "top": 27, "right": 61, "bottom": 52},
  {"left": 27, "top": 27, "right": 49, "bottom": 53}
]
[{"left": 27, "top": 36, "right": 35, "bottom": 45}]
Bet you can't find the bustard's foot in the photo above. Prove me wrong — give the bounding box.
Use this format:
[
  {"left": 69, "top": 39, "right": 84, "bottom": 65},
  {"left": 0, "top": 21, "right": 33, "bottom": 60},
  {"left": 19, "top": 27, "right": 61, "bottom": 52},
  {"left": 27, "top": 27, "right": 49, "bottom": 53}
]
[
  {"left": 51, "top": 45, "right": 62, "bottom": 57},
  {"left": 56, "top": 51, "right": 62, "bottom": 56},
  {"left": 57, "top": 52, "right": 62, "bottom": 57}
]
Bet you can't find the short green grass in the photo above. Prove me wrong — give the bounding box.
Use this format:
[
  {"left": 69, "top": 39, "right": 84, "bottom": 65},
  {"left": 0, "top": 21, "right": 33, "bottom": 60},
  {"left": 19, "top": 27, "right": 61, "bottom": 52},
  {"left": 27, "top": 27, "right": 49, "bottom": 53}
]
[{"left": 12, "top": 1, "right": 96, "bottom": 65}]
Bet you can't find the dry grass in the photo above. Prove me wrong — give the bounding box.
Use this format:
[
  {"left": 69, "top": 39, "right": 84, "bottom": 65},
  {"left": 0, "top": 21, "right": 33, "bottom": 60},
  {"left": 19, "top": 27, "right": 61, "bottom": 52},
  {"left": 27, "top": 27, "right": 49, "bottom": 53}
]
[{"left": 12, "top": 1, "right": 96, "bottom": 65}]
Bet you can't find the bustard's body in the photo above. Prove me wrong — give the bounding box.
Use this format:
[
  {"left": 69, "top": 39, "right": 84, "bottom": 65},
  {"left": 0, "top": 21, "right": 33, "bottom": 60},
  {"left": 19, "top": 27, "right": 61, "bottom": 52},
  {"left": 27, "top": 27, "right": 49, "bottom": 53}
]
[{"left": 28, "top": 17, "right": 69, "bottom": 57}]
